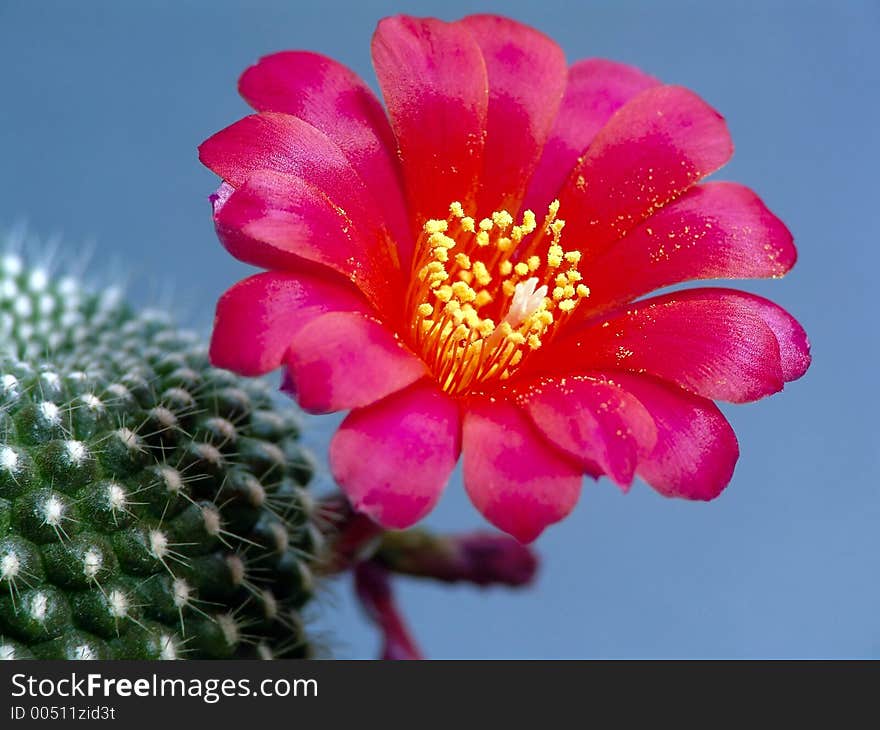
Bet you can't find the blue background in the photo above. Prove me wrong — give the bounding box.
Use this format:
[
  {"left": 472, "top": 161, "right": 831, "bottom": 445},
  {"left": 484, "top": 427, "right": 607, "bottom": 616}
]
[{"left": 1, "top": 0, "right": 877, "bottom": 658}]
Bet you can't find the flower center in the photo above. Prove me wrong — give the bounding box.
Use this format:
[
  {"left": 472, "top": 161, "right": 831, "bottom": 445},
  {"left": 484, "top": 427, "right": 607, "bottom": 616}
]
[{"left": 406, "top": 201, "right": 590, "bottom": 396}]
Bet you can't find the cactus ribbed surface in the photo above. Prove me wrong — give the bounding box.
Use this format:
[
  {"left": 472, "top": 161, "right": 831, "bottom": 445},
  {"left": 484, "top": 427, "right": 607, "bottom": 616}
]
[{"left": 0, "top": 250, "right": 318, "bottom": 659}]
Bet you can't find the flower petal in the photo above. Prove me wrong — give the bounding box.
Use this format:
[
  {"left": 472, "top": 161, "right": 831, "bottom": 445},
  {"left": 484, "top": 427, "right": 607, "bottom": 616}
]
[
  {"left": 601, "top": 372, "right": 739, "bottom": 500},
  {"left": 209, "top": 271, "right": 368, "bottom": 376},
  {"left": 372, "top": 15, "right": 488, "bottom": 223},
  {"left": 524, "top": 58, "right": 659, "bottom": 212},
  {"left": 516, "top": 374, "right": 657, "bottom": 488},
  {"left": 199, "top": 112, "right": 388, "bottom": 242},
  {"left": 462, "top": 396, "right": 583, "bottom": 543},
  {"left": 238, "top": 51, "right": 412, "bottom": 264},
  {"left": 557, "top": 85, "right": 733, "bottom": 265},
  {"left": 284, "top": 311, "right": 427, "bottom": 414},
  {"left": 719, "top": 290, "right": 811, "bottom": 382},
  {"left": 533, "top": 288, "right": 793, "bottom": 403},
  {"left": 457, "top": 14, "right": 568, "bottom": 214},
  {"left": 330, "top": 381, "right": 461, "bottom": 529},
  {"left": 581, "top": 182, "right": 797, "bottom": 315},
  {"left": 213, "top": 170, "right": 402, "bottom": 312}
]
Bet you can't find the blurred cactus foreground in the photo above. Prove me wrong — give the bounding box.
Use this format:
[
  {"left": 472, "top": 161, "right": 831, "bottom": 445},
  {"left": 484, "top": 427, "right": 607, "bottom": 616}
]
[{"left": 0, "top": 242, "right": 319, "bottom": 659}]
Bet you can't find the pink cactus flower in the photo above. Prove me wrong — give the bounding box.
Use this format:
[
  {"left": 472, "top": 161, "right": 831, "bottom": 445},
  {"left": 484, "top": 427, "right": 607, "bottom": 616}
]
[{"left": 200, "top": 14, "right": 810, "bottom": 543}]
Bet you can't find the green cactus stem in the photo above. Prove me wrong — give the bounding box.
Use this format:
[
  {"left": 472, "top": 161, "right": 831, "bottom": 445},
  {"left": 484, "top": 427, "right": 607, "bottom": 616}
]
[{"left": 0, "top": 247, "right": 319, "bottom": 659}]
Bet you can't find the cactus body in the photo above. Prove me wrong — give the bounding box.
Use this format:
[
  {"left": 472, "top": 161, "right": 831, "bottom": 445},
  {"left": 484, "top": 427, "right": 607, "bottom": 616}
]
[{"left": 0, "top": 251, "right": 317, "bottom": 659}]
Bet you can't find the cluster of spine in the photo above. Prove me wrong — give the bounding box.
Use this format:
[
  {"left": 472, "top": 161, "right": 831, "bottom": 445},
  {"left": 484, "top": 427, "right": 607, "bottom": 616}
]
[{"left": 0, "top": 248, "right": 318, "bottom": 659}]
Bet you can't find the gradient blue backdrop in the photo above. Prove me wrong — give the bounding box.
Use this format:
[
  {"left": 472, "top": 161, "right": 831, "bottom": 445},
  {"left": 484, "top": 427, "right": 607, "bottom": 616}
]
[{"left": 1, "top": 0, "right": 877, "bottom": 658}]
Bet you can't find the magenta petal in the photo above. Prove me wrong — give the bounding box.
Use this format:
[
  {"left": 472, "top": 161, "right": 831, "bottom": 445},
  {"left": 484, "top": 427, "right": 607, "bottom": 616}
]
[
  {"left": 214, "top": 169, "right": 401, "bottom": 311},
  {"left": 728, "top": 291, "right": 811, "bottom": 382},
  {"left": 285, "top": 311, "right": 427, "bottom": 414},
  {"left": 209, "top": 271, "right": 368, "bottom": 376},
  {"left": 517, "top": 375, "right": 657, "bottom": 488},
  {"left": 602, "top": 373, "right": 739, "bottom": 500},
  {"left": 198, "top": 112, "right": 387, "bottom": 242},
  {"left": 372, "top": 15, "right": 488, "bottom": 223},
  {"left": 457, "top": 14, "right": 567, "bottom": 214},
  {"left": 525, "top": 58, "right": 659, "bottom": 212},
  {"left": 330, "top": 381, "right": 461, "bottom": 529},
  {"left": 462, "top": 397, "right": 583, "bottom": 543},
  {"left": 582, "top": 182, "right": 797, "bottom": 314},
  {"left": 536, "top": 288, "right": 787, "bottom": 403},
  {"left": 238, "top": 51, "right": 412, "bottom": 263},
  {"left": 558, "top": 85, "right": 733, "bottom": 265}
]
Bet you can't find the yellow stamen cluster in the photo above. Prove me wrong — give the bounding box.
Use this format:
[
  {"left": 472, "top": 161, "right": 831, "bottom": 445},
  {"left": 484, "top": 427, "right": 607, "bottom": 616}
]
[{"left": 407, "top": 201, "right": 590, "bottom": 396}]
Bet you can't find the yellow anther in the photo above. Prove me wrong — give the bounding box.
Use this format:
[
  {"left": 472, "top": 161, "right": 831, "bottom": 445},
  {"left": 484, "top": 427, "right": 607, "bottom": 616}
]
[
  {"left": 429, "top": 232, "right": 455, "bottom": 248},
  {"left": 472, "top": 261, "right": 492, "bottom": 286},
  {"left": 473, "top": 290, "right": 493, "bottom": 308},
  {"left": 421, "top": 265, "right": 447, "bottom": 283},
  {"left": 410, "top": 200, "right": 587, "bottom": 397},
  {"left": 451, "top": 281, "right": 477, "bottom": 303},
  {"left": 492, "top": 210, "right": 513, "bottom": 229},
  {"left": 463, "top": 308, "right": 481, "bottom": 327}
]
